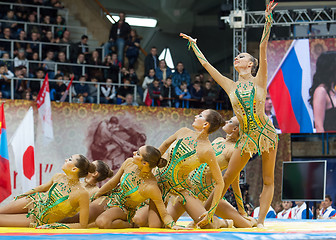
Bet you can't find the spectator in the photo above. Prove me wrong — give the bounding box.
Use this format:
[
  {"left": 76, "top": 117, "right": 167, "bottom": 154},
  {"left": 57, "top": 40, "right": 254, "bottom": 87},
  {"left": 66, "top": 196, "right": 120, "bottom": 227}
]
[
  {"left": 276, "top": 201, "right": 293, "bottom": 219},
  {"left": 121, "top": 93, "right": 139, "bottom": 106},
  {"left": 106, "top": 52, "right": 121, "bottom": 83},
  {"left": 291, "top": 201, "right": 313, "bottom": 219},
  {"left": 27, "top": 13, "right": 41, "bottom": 36},
  {"left": 129, "top": 67, "right": 139, "bottom": 85},
  {"left": 15, "top": 30, "right": 28, "bottom": 55},
  {"left": 146, "top": 78, "right": 161, "bottom": 106},
  {"left": 58, "top": 30, "right": 72, "bottom": 54},
  {"left": 117, "top": 78, "right": 133, "bottom": 103},
  {"left": 87, "top": 50, "right": 103, "bottom": 80},
  {"left": 72, "top": 35, "right": 89, "bottom": 62},
  {"left": 30, "top": 67, "right": 44, "bottom": 93},
  {"left": 41, "top": 30, "right": 57, "bottom": 54},
  {"left": 74, "top": 75, "right": 90, "bottom": 102},
  {"left": 0, "top": 53, "right": 13, "bottom": 71},
  {"left": 175, "top": 81, "right": 191, "bottom": 108},
  {"left": 144, "top": 46, "right": 159, "bottom": 76},
  {"left": 14, "top": 49, "right": 28, "bottom": 69},
  {"left": 203, "top": 80, "right": 218, "bottom": 109},
  {"left": 42, "top": 50, "right": 56, "bottom": 78},
  {"left": 29, "top": 52, "right": 41, "bottom": 78},
  {"left": 41, "top": 15, "right": 52, "bottom": 36},
  {"left": 0, "top": 27, "right": 12, "bottom": 56},
  {"left": 252, "top": 206, "right": 276, "bottom": 218},
  {"left": 0, "top": 63, "right": 14, "bottom": 98},
  {"left": 56, "top": 51, "right": 72, "bottom": 76},
  {"left": 103, "top": 12, "right": 131, "bottom": 64},
  {"left": 13, "top": 66, "right": 26, "bottom": 99},
  {"left": 3, "top": 10, "right": 18, "bottom": 34},
  {"left": 171, "top": 62, "right": 191, "bottom": 88},
  {"left": 26, "top": 32, "right": 40, "bottom": 58},
  {"left": 160, "top": 77, "right": 177, "bottom": 107},
  {"left": 100, "top": 78, "right": 116, "bottom": 104},
  {"left": 51, "top": 74, "right": 66, "bottom": 101},
  {"left": 155, "top": 59, "right": 172, "bottom": 85},
  {"left": 87, "top": 77, "right": 99, "bottom": 103},
  {"left": 319, "top": 195, "right": 336, "bottom": 219},
  {"left": 22, "top": 89, "right": 32, "bottom": 101},
  {"left": 125, "top": 29, "right": 140, "bottom": 68},
  {"left": 54, "top": 15, "right": 66, "bottom": 39},
  {"left": 142, "top": 68, "right": 156, "bottom": 102},
  {"left": 190, "top": 80, "right": 203, "bottom": 108},
  {"left": 73, "top": 53, "right": 87, "bottom": 78}
]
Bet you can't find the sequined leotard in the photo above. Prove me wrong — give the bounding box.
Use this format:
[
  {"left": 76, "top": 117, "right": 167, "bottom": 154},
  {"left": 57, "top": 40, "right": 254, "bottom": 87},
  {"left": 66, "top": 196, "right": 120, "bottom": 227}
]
[
  {"left": 155, "top": 138, "right": 202, "bottom": 204},
  {"left": 27, "top": 182, "right": 79, "bottom": 228},
  {"left": 229, "top": 81, "right": 278, "bottom": 156},
  {"left": 189, "top": 139, "right": 244, "bottom": 210},
  {"left": 106, "top": 161, "right": 148, "bottom": 221}
]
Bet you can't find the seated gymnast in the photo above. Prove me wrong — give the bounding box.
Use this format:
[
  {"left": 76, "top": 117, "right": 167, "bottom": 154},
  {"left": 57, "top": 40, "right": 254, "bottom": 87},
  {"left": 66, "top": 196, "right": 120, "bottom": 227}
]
[
  {"left": 87, "top": 145, "right": 185, "bottom": 230},
  {"left": 0, "top": 154, "right": 95, "bottom": 229}
]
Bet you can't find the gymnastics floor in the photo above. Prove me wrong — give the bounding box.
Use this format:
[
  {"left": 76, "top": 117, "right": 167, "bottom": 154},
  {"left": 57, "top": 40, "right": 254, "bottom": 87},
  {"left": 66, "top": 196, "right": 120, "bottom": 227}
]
[{"left": 1, "top": 218, "right": 336, "bottom": 240}]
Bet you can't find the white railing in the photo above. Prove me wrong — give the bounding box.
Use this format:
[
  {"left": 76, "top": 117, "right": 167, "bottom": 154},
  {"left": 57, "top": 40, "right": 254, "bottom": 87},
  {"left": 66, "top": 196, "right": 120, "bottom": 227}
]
[
  {"left": 8, "top": 77, "right": 137, "bottom": 104},
  {"left": 0, "top": 1, "right": 69, "bottom": 23}
]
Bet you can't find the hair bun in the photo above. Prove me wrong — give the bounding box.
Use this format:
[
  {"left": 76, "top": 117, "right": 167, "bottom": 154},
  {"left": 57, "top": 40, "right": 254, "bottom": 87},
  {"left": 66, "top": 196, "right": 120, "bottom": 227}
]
[
  {"left": 108, "top": 170, "right": 114, "bottom": 178},
  {"left": 157, "top": 157, "right": 167, "bottom": 168},
  {"left": 88, "top": 163, "right": 96, "bottom": 173}
]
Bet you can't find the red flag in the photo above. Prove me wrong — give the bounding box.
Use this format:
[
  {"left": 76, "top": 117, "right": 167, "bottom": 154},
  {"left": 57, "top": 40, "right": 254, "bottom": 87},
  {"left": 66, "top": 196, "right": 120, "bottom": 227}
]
[
  {"left": 60, "top": 76, "right": 74, "bottom": 102},
  {"left": 0, "top": 103, "right": 12, "bottom": 202},
  {"left": 37, "top": 73, "right": 54, "bottom": 140}
]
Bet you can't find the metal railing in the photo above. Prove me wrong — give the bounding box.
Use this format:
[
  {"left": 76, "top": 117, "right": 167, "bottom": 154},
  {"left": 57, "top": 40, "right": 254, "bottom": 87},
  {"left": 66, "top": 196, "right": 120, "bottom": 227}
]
[
  {"left": 7, "top": 77, "right": 137, "bottom": 105},
  {"left": 0, "top": 19, "right": 87, "bottom": 36},
  {"left": 0, "top": 1, "right": 68, "bottom": 23}
]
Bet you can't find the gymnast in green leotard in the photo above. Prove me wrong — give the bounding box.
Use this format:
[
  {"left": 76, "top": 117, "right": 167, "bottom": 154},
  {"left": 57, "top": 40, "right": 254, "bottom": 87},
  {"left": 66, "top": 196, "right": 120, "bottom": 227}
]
[
  {"left": 90, "top": 145, "right": 184, "bottom": 230},
  {"left": 180, "top": 1, "right": 278, "bottom": 228},
  {"left": 0, "top": 154, "right": 96, "bottom": 229}
]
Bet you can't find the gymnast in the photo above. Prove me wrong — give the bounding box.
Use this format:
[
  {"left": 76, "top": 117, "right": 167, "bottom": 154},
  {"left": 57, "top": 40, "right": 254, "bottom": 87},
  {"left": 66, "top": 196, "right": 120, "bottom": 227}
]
[
  {"left": 181, "top": 1, "right": 278, "bottom": 228},
  {"left": 89, "top": 145, "right": 184, "bottom": 230},
  {"left": 147, "top": 109, "right": 229, "bottom": 229},
  {"left": 0, "top": 154, "right": 95, "bottom": 229}
]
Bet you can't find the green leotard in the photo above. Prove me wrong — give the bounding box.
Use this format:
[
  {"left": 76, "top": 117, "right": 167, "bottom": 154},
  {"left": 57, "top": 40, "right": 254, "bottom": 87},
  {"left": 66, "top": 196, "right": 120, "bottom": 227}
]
[
  {"left": 155, "top": 138, "right": 202, "bottom": 204},
  {"left": 230, "top": 81, "right": 278, "bottom": 156},
  {"left": 27, "top": 182, "right": 78, "bottom": 228},
  {"left": 106, "top": 164, "right": 148, "bottom": 221}
]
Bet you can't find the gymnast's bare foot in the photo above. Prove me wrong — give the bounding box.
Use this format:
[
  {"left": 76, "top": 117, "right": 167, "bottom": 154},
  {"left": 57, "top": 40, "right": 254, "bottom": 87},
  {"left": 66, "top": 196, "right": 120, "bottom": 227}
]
[{"left": 257, "top": 223, "right": 265, "bottom": 228}]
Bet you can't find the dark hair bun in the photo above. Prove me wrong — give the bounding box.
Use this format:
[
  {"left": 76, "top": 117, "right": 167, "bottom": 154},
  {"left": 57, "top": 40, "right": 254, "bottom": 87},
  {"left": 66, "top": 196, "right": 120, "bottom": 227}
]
[
  {"left": 157, "top": 157, "right": 167, "bottom": 168},
  {"left": 108, "top": 170, "right": 114, "bottom": 178},
  {"left": 88, "top": 163, "right": 96, "bottom": 173}
]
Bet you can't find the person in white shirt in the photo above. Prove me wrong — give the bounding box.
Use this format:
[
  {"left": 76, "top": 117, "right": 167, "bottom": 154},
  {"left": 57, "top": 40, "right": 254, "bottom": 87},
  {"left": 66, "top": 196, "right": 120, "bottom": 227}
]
[
  {"left": 291, "top": 201, "right": 313, "bottom": 219},
  {"left": 277, "top": 201, "right": 293, "bottom": 219},
  {"left": 252, "top": 206, "right": 276, "bottom": 219},
  {"left": 319, "top": 195, "right": 336, "bottom": 219}
]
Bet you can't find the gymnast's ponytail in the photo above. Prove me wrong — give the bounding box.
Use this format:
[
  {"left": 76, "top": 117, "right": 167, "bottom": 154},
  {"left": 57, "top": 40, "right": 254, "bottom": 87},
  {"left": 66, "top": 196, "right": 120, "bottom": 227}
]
[
  {"left": 143, "top": 146, "right": 167, "bottom": 168},
  {"left": 205, "top": 109, "right": 225, "bottom": 134},
  {"left": 76, "top": 155, "right": 96, "bottom": 178},
  {"left": 94, "top": 160, "right": 114, "bottom": 182}
]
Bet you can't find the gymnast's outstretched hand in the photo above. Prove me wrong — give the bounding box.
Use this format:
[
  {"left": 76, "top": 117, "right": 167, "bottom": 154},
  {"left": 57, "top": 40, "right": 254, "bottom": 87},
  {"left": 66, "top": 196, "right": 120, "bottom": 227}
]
[
  {"left": 265, "top": 0, "right": 277, "bottom": 18},
  {"left": 179, "top": 33, "right": 197, "bottom": 44}
]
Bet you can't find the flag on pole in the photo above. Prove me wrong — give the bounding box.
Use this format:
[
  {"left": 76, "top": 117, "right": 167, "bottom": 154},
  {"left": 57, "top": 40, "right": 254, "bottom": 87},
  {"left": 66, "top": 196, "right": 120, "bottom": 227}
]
[
  {"left": 268, "top": 39, "right": 314, "bottom": 133},
  {"left": 10, "top": 107, "right": 36, "bottom": 193},
  {"left": 60, "top": 76, "right": 74, "bottom": 102},
  {"left": 37, "top": 73, "right": 54, "bottom": 140},
  {"left": 0, "top": 103, "right": 11, "bottom": 203}
]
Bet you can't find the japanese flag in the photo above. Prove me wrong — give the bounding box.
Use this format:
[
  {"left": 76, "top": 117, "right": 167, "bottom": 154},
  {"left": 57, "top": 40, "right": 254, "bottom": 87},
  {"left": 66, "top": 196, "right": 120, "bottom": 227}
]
[{"left": 10, "top": 107, "right": 36, "bottom": 192}]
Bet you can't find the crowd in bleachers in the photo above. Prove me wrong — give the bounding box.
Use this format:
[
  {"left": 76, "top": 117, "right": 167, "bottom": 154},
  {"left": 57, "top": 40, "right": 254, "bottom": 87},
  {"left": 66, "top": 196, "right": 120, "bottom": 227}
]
[{"left": 0, "top": 0, "right": 232, "bottom": 109}]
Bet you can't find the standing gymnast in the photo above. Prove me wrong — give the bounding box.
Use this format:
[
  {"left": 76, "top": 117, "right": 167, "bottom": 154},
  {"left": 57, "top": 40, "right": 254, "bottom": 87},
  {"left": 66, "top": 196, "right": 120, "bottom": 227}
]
[{"left": 180, "top": 1, "right": 278, "bottom": 228}]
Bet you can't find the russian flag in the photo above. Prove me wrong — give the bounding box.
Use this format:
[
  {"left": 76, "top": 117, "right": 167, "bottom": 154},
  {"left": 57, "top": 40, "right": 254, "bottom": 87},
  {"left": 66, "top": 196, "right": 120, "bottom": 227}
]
[
  {"left": 268, "top": 39, "right": 314, "bottom": 133},
  {"left": 0, "top": 103, "right": 12, "bottom": 203}
]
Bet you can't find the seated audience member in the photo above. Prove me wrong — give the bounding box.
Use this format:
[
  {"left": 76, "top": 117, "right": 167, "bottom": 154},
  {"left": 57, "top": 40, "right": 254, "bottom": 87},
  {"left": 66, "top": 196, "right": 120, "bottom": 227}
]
[
  {"left": 13, "top": 67, "right": 26, "bottom": 99},
  {"left": 51, "top": 74, "right": 66, "bottom": 101},
  {"left": 146, "top": 78, "right": 161, "bottom": 106},
  {"left": 203, "top": 80, "right": 218, "bottom": 109},
  {"left": 0, "top": 53, "right": 13, "bottom": 71},
  {"left": 73, "top": 53, "right": 87, "bottom": 78},
  {"left": 72, "top": 35, "right": 89, "bottom": 62},
  {"left": 100, "top": 78, "right": 116, "bottom": 104},
  {"left": 190, "top": 80, "right": 203, "bottom": 108},
  {"left": 29, "top": 52, "right": 41, "bottom": 78},
  {"left": 26, "top": 32, "right": 40, "bottom": 58},
  {"left": 319, "top": 195, "right": 336, "bottom": 219},
  {"left": 22, "top": 90, "right": 32, "bottom": 101},
  {"left": 175, "top": 81, "right": 191, "bottom": 108},
  {"left": 87, "top": 77, "right": 99, "bottom": 104},
  {"left": 56, "top": 51, "right": 72, "bottom": 76},
  {"left": 252, "top": 206, "right": 276, "bottom": 218},
  {"left": 42, "top": 50, "right": 56, "bottom": 79},
  {"left": 88, "top": 50, "right": 102, "bottom": 80},
  {"left": 74, "top": 75, "right": 90, "bottom": 103},
  {"left": 15, "top": 30, "right": 28, "bottom": 55},
  {"left": 0, "top": 27, "right": 12, "bottom": 55},
  {"left": 291, "top": 201, "right": 313, "bottom": 219},
  {"left": 142, "top": 68, "right": 156, "bottom": 103},
  {"left": 30, "top": 68, "right": 45, "bottom": 93},
  {"left": 0, "top": 63, "right": 14, "bottom": 98},
  {"left": 160, "top": 77, "right": 177, "bottom": 107},
  {"left": 121, "top": 93, "right": 139, "bottom": 106},
  {"left": 171, "top": 62, "right": 191, "bottom": 88},
  {"left": 144, "top": 46, "right": 159, "bottom": 76},
  {"left": 117, "top": 78, "right": 133, "bottom": 104},
  {"left": 277, "top": 201, "right": 293, "bottom": 219},
  {"left": 107, "top": 52, "right": 121, "bottom": 83},
  {"left": 14, "top": 49, "right": 28, "bottom": 69},
  {"left": 155, "top": 59, "right": 172, "bottom": 84}
]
